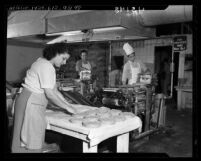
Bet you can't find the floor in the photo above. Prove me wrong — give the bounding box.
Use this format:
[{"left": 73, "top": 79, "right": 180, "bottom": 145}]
[
  {"left": 6, "top": 99, "right": 193, "bottom": 157},
  {"left": 44, "top": 98, "right": 193, "bottom": 157},
  {"left": 130, "top": 99, "right": 193, "bottom": 157}
]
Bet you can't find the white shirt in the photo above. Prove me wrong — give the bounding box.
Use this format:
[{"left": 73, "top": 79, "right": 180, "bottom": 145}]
[
  {"left": 22, "top": 57, "right": 56, "bottom": 93},
  {"left": 122, "top": 59, "right": 147, "bottom": 84}
]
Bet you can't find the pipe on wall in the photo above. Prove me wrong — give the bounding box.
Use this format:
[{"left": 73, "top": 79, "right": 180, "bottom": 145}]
[{"left": 138, "top": 5, "right": 192, "bottom": 26}]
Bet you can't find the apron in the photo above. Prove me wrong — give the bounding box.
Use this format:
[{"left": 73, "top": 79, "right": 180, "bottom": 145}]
[
  {"left": 12, "top": 87, "right": 48, "bottom": 151},
  {"left": 128, "top": 61, "right": 141, "bottom": 85},
  {"left": 80, "top": 62, "right": 91, "bottom": 95},
  {"left": 82, "top": 61, "right": 91, "bottom": 70}
]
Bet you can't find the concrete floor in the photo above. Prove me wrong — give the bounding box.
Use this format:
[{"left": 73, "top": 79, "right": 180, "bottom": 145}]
[
  {"left": 130, "top": 99, "right": 193, "bottom": 157},
  {"left": 44, "top": 99, "right": 193, "bottom": 157}
]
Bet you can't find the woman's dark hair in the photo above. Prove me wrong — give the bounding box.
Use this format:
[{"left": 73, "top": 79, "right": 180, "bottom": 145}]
[
  {"left": 43, "top": 42, "right": 70, "bottom": 60},
  {"left": 80, "top": 49, "right": 88, "bottom": 55}
]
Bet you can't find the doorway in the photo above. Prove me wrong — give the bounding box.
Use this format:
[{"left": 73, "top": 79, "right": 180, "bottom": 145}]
[
  {"left": 154, "top": 46, "right": 179, "bottom": 101},
  {"left": 172, "top": 52, "right": 179, "bottom": 102},
  {"left": 111, "top": 56, "right": 124, "bottom": 70}
]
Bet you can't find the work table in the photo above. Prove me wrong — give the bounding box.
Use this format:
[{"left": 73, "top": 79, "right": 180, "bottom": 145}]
[{"left": 45, "top": 105, "right": 142, "bottom": 153}]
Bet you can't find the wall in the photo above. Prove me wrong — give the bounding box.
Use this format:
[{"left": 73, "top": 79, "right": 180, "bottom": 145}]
[{"left": 6, "top": 44, "right": 43, "bottom": 82}]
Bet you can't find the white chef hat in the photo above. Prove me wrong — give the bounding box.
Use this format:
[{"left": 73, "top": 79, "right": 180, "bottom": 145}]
[{"left": 123, "top": 43, "right": 135, "bottom": 56}]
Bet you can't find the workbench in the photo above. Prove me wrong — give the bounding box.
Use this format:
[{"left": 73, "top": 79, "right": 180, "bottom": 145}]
[{"left": 45, "top": 106, "right": 142, "bottom": 153}]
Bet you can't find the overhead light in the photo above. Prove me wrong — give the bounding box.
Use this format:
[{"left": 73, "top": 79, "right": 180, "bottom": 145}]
[
  {"left": 46, "top": 26, "right": 126, "bottom": 36},
  {"left": 47, "top": 35, "right": 69, "bottom": 44},
  {"left": 46, "top": 30, "right": 83, "bottom": 36},
  {"left": 93, "top": 26, "right": 126, "bottom": 33}
]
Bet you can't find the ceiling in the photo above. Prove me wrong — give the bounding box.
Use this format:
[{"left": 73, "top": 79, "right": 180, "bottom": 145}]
[{"left": 7, "top": 6, "right": 192, "bottom": 45}]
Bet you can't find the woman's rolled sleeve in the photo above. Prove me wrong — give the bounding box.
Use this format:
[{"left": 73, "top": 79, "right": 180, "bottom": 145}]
[{"left": 38, "top": 64, "right": 56, "bottom": 89}]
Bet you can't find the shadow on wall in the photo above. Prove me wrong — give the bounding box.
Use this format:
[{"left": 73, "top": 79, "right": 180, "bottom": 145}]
[{"left": 145, "top": 63, "right": 154, "bottom": 73}]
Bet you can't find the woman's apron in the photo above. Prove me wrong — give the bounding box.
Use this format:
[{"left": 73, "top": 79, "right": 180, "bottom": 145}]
[
  {"left": 11, "top": 87, "right": 48, "bottom": 152},
  {"left": 128, "top": 61, "right": 141, "bottom": 85},
  {"left": 80, "top": 62, "right": 91, "bottom": 95},
  {"left": 82, "top": 61, "right": 91, "bottom": 71}
]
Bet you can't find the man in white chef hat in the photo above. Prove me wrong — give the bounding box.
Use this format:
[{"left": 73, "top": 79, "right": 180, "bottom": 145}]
[{"left": 122, "top": 43, "right": 150, "bottom": 85}]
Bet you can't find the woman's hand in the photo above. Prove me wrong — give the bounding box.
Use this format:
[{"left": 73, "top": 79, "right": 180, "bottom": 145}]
[{"left": 65, "top": 105, "right": 78, "bottom": 114}]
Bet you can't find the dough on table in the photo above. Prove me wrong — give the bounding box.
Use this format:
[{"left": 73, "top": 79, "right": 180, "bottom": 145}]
[
  {"left": 82, "top": 120, "right": 101, "bottom": 128},
  {"left": 98, "top": 107, "right": 110, "bottom": 113},
  {"left": 110, "top": 109, "right": 122, "bottom": 116},
  {"left": 99, "top": 117, "right": 115, "bottom": 125},
  {"left": 78, "top": 108, "right": 91, "bottom": 113},
  {"left": 113, "top": 115, "right": 126, "bottom": 122},
  {"left": 84, "top": 109, "right": 99, "bottom": 117},
  {"left": 83, "top": 115, "right": 99, "bottom": 122},
  {"left": 122, "top": 112, "right": 135, "bottom": 118},
  {"left": 69, "top": 118, "right": 83, "bottom": 125},
  {"left": 72, "top": 113, "right": 85, "bottom": 119},
  {"left": 99, "top": 112, "right": 112, "bottom": 119}
]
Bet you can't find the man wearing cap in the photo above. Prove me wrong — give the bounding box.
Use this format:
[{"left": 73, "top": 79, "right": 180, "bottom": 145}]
[{"left": 122, "top": 43, "right": 149, "bottom": 85}]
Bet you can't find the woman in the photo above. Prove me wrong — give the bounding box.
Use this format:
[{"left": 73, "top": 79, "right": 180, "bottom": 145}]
[
  {"left": 75, "top": 50, "right": 93, "bottom": 95},
  {"left": 76, "top": 50, "right": 92, "bottom": 74},
  {"left": 11, "top": 43, "right": 77, "bottom": 153}
]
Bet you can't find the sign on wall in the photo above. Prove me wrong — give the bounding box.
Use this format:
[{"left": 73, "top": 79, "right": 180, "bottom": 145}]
[{"left": 173, "top": 36, "right": 187, "bottom": 51}]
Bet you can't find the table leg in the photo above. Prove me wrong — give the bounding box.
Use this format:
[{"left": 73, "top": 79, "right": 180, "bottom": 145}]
[
  {"left": 117, "top": 133, "right": 129, "bottom": 153},
  {"left": 83, "top": 141, "right": 97, "bottom": 153}
]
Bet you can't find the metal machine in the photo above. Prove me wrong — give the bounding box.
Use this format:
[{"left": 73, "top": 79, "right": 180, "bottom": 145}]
[
  {"left": 84, "top": 83, "right": 166, "bottom": 139},
  {"left": 98, "top": 84, "right": 154, "bottom": 133},
  {"left": 54, "top": 78, "right": 166, "bottom": 140}
]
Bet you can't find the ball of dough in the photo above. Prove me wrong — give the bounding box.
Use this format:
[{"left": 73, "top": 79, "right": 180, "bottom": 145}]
[
  {"left": 69, "top": 118, "right": 83, "bottom": 125},
  {"left": 84, "top": 109, "right": 99, "bottom": 117},
  {"left": 111, "top": 109, "right": 122, "bottom": 116},
  {"left": 98, "top": 107, "right": 110, "bottom": 113},
  {"left": 72, "top": 113, "right": 85, "bottom": 119},
  {"left": 99, "top": 117, "right": 115, "bottom": 125},
  {"left": 99, "top": 112, "right": 112, "bottom": 119},
  {"left": 83, "top": 116, "right": 99, "bottom": 122},
  {"left": 113, "top": 115, "right": 126, "bottom": 122},
  {"left": 82, "top": 120, "right": 101, "bottom": 128},
  {"left": 123, "top": 112, "right": 135, "bottom": 118}
]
